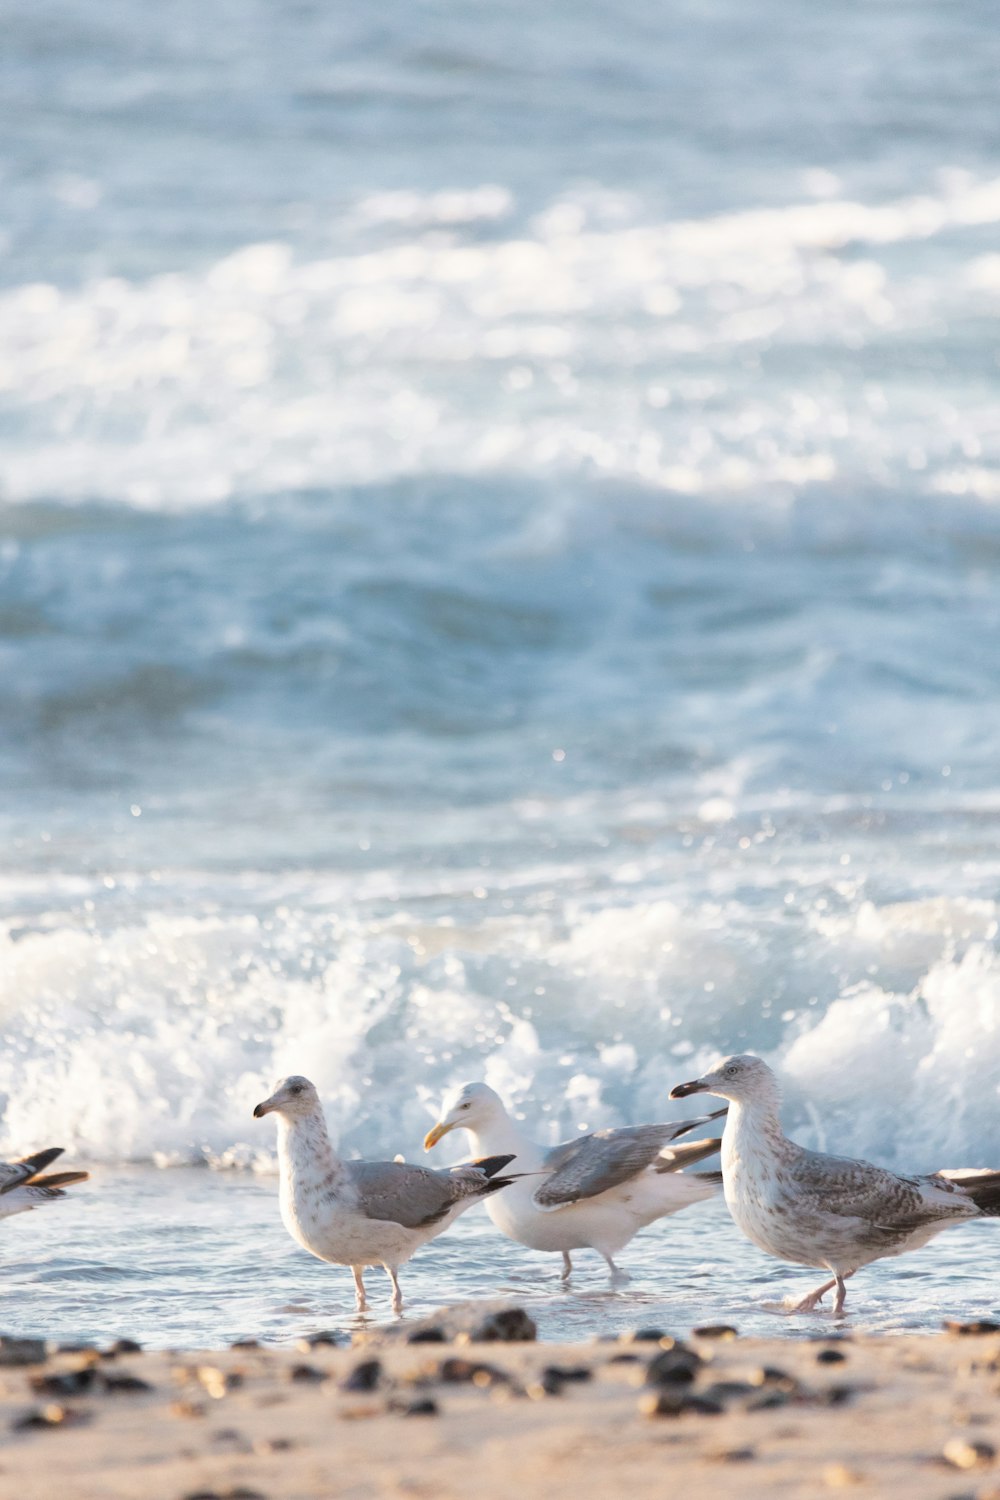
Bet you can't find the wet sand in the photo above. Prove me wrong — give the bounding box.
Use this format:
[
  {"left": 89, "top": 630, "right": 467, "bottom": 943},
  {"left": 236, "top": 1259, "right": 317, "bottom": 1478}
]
[{"left": 3, "top": 1309, "right": 1000, "bottom": 1500}]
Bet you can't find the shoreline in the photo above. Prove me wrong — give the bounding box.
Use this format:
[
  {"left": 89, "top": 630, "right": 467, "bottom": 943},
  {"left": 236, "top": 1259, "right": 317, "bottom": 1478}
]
[{"left": 4, "top": 1307, "right": 1000, "bottom": 1499}]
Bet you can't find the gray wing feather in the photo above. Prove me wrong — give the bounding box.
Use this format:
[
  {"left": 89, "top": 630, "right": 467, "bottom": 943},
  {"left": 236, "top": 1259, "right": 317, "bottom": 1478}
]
[
  {"left": 785, "top": 1149, "right": 975, "bottom": 1245},
  {"left": 536, "top": 1118, "right": 716, "bottom": 1209},
  {"left": 347, "top": 1160, "right": 488, "bottom": 1230}
]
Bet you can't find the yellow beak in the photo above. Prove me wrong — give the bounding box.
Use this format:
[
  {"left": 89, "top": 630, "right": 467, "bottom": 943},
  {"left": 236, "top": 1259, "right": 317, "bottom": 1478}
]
[{"left": 423, "top": 1120, "right": 454, "bottom": 1151}]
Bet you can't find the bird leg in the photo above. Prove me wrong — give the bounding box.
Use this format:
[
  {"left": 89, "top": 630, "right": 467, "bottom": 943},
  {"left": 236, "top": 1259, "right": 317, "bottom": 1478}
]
[
  {"left": 785, "top": 1271, "right": 854, "bottom": 1315},
  {"left": 386, "top": 1265, "right": 403, "bottom": 1315},
  {"left": 602, "top": 1253, "right": 631, "bottom": 1285},
  {"left": 832, "top": 1274, "right": 851, "bottom": 1316},
  {"left": 352, "top": 1266, "right": 368, "bottom": 1313},
  {"left": 560, "top": 1252, "right": 573, "bottom": 1281},
  {"left": 785, "top": 1276, "right": 837, "bottom": 1313}
]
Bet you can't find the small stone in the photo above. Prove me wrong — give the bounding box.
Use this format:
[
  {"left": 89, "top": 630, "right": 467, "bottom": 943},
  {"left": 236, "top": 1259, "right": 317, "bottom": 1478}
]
[
  {"left": 693, "top": 1324, "right": 739, "bottom": 1341},
  {"left": 541, "top": 1364, "right": 592, "bottom": 1383},
  {"left": 392, "top": 1397, "right": 439, "bottom": 1416},
  {"left": 624, "top": 1327, "right": 670, "bottom": 1344},
  {"left": 639, "top": 1389, "right": 723, "bottom": 1418},
  {"left": 101, "top": 1372, "right": 153, "bottom": 1393},
  {"left": 824, "top": 1463, "right": 864, "bottom": 1487},
  {"left": 407, "top": 1327, "right": 447, "bottom": 1345},
  {"left": 104, "top": 1338, "right": 142, "bottom": 1357},
  {"left": 943, "top": 1438, "right": 997, "bottom": 1470},
  {"left": 748, "top": 1366, "right": 800, "bottom": 1393},
  {"left": 944, "top": 1320, "right": 1000, "bottom": 1337},
  {"left": 817, "top": 1348, "right": 848, "bottom": 1364},
  {"left": 470, "top": 1308, "right": 536, "bottom": 1343},
  {"left": 0, "top": 1337, "right": 47, "bottom": 1368},
  {"left": 12, "top": 1403, "right": 90, "bottom": 1431},
  {"left": 289, "top": 1364, "right": 326, "bottom": 1384},
  {"left": 230, "top": 1339, "right": 260, "bottom": 1350},
  {"left": 253, "top": 1438, "right": 293, "bottom": 1455},
  {"left": 701, "top": 1380, "right": 755, "bottom": 1404},
  {"left": 30, "top": 1369, "right": 96, "bottom": 1397},
  {"left": 644, "top": 1345, "right": 702, "bottom": 1387},
  {"left": 296, "top": 1330, "right": 344, "bottom": 1350},
  {"left": 709, "top": 1447, "right": 756, "bottom": 1463},
  {"left": 744, "top": 1390, "right": 790, "bottom": 1411},
  {"left": 340, "top": 1359, "right": 382, "bottom": 1392}
]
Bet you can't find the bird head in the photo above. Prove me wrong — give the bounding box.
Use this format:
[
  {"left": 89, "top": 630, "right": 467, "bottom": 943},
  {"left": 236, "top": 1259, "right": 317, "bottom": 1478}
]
[
  {"left": 424, "top": 1081, "right": 506, "bottom": 1150},
  {"left": 670, "top": 1053, "right": 779, "bottom": 1106},
  {"left": 253, "top": 1074, "right": 320, "bottom": 1120}
]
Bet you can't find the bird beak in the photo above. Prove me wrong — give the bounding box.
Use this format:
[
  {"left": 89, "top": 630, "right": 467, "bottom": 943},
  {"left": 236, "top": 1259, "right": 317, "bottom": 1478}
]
[
  {"left": 423, "top": 1120, "right": 454, "bottom": 1151},
  {"left": 670, "top": 1077, "right": 708, "bottom": 1099},
  {"left": 253, "top": 1095, "right": 278, "bottom": 1118}
]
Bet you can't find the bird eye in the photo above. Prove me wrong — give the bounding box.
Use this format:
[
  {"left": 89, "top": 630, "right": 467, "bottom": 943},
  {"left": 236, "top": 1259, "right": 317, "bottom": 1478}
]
[
  {"left": 290, "top": 1084, "right": 303, "bottom": 1096},
  {"left": 461, "top": 1101, "right": 471, "bottom": 1110}
]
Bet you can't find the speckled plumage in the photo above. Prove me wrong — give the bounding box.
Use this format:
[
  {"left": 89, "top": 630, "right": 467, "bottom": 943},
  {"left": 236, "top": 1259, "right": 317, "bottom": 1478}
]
[
  {"left": 671, "top": 1053, "right": 1000, "bottom": 1315},
  {"left": 254, "top": 1074, "right": 516, "bottom": 1313}
]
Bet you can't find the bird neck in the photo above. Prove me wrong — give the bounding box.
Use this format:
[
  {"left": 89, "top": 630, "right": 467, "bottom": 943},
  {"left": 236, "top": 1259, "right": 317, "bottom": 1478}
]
[
  {"left": 465, "top": 1111, "right": 542, "bottom": 1168},
  {"left": 276, "top": 1109, "right": 348, "bottom": 1198},
  {"left": 722, "top": 1093, "right": 789, "bottom": 1170}
]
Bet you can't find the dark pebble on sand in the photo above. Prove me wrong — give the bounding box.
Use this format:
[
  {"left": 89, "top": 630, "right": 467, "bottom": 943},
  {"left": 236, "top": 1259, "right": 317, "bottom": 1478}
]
[
  {"left": 407, "top": 1327, "right": 447, "bottom": 1344},
  {"left": 104, "top": 1338, "right": 143, "bottom": 1357},
  {"left": 817, "top": 1348, "right": 848, "bottom": 1364},
  {"left": 944, "top": 1320, "right": 1000, "bottom": 1337},
  {"left": 542, "top": 1364, "right": 592, "bottom": 1383},
  {"left": 229, "top": 1339, "right": 260, "bottom": 1350},
  {"left": 299, "top": 1330, "right": 345, "bottom": 1348},
  {"left": 639, "top": 1389, "right": 723, "bottom": 1418},
  {"left": 183, "top": 1490, "right": 268, "bottom": 1500},
  {"left": 693, "top": 1325, "right": 739, "bottom": 1340},
  {"left": 12, "top": 1403, "right": 90, "bottom": 1431},
  {"left": 625, "top": 1328, "right": 670, "bottom": 1343},
  {"left": 644, "top": 1345, "right": 703, "bottom": 1387},
  {"left": 470, "top": 1308, "right": 536, "bottom": 1343},
  {"left": 340, "top": 1359, "right": 382, "bottom": 1392},
  {"left": 435, "top": 1357, "right": 509, "bottom": 1388},
  {"left": 289, "top": 1364, "right": 327, "bottom": 1384},
  {"left": 394, "top": 1397, "right": 439, "bottom": 1416},
  {"left": 0, "top": 1337, "right": 48, "bottom": 1368},
  {"left": 30, "top": 1369, "right": 96, "bottom": 1396},
  {"left": 101, "top": 1372, "right": 154, "bottom": 1393}
]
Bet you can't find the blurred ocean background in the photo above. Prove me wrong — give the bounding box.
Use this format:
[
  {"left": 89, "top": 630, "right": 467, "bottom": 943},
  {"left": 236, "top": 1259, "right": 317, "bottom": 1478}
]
[{"left": 2, "top": 0, "right": 1000, "bottom": 1344}]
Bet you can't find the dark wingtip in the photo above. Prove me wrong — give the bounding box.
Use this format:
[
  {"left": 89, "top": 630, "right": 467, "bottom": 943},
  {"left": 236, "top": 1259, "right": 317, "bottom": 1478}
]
[{"left": 470, "top": 1153, "right": 516, "bottom": 1178}]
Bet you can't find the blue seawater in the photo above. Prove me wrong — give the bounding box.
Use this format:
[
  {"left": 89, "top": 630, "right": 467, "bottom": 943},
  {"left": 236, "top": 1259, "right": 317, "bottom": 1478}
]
[{"left": 1, "top": 0, "right": 999, "bottom": 1344}]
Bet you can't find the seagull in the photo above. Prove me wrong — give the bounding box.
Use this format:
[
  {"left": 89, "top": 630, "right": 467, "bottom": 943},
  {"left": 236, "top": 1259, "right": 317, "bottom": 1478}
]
[
  {"left": 0, "top": 1148, "right": 88, "bottom": 1221},
  {"left": 671, "top": 1053, "right": 1000, "bottom": 1315},
  {"left": 424, "top": 1081, "right": 725, "bottom": 1281},
  {"left": 253, "top": 1075, "right": 519, "bottom": 1314}
]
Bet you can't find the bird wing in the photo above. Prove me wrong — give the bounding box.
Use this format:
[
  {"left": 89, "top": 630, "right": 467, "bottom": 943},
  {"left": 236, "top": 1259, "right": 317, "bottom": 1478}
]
[
  {"left": 347, "top": 1158, "right": 507, "bottom": 1230},
  {"left": 0, "top": 1148, "right": 65, "bottom": 1195},
  {"left": 534, "top": 1113, "right": 724, "bottom": 1210},
  {"left": 784, "top": 1148, "right": 975, "bottom": 1242}
]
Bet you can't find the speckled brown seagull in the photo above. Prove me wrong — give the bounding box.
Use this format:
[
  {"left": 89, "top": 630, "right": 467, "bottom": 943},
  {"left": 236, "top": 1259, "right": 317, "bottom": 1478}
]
[
  {"left": 671, "top": 1054, "right": 1000, "bottom": 1316},
  {"left": 0, "top": 1148, "right": 88, "bottom": 1222}
]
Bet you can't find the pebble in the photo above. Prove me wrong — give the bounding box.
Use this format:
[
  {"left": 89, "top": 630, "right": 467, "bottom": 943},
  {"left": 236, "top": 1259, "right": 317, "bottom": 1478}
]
[
  {"left": 340, "top": 1360, "right": 382, "bottom": 1392},
  {"left": 692, "top": 1325, "right": 739, "bottom": 1341},
  {"left": 406, "top": 1328, "right": 447, "bottom": 1345},
  {"left": 288, "top": 1364, "right": 327, "bottom": 1384},
  {"left": 12, "top": 1403, "right": 90, "bottom": 1431},
  {"left": 391, "top": 1397, "right": 439, "bottom": 1417},
  {"left": 816, "top": 1348, "right": 848, "bottom": 1364},
  {"left": 0, "top": 1337, "right": 47, "bottom": 1368},
  {"left": 643, "top": 1345, "right": 703, "bottom": 1387},
  {"left": 945, "top": 1321, "right": 1000, "bottom": 1338},
  {"left": 943, "top": 1438, "right": 997, "bottom": 1470},
  {"left": 30, "top": 1369, "right": 96, "bottom": 1397},
  {"left": 104, "top": 1338, "right": 142, "bottom": 1357},
  {"left": 101, "top": 1372, "right": 154, "bottom": 1393},
  {"left": 639, "top": 1389, "right": 723, "bottom": 1418},
  {"left": 469, "top": 1308, "right": 536, "bottom": 1343}
]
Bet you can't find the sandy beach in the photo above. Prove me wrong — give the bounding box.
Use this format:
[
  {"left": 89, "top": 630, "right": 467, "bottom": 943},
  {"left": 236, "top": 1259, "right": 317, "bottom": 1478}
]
[{"left": 3, "top": 1308, "right": 1000, "bottom": 1500}]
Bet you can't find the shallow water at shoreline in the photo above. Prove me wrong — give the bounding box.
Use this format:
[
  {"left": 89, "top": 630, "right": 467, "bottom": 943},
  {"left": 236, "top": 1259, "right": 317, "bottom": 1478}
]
[{"left": 4, "top": 1169, "right": 998, "bottom": 1350}]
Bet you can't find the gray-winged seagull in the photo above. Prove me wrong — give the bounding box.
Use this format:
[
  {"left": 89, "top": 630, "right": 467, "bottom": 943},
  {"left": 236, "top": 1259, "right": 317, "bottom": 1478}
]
[
  {"left": 424, "top": 1081, "right": 725, "bottom": 1281},
  {"left": 671, "top": 1053, "right": 1000, "bottom": 1315},
  {"left": 0, "top": 1147, "right": 88, "bottom": 1222},
  {"left": 253, "top": 1075, "right": 518, "bottom": 1313}
]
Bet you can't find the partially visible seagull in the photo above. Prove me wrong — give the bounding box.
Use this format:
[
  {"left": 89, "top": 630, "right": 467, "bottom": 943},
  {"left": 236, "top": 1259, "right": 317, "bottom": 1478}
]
[
  {"left": 424, "top": 1081, "right": 725, "bottom": 1281},
  {"left": 0, "top": 1148, "right": 88, "bottom": 1222},
  {"left": 253, "top": 1075, "right": 518, "bottom": 1314},
  {"left": 671, "top": 1053, "right": 1000, "bottom": 1315}
]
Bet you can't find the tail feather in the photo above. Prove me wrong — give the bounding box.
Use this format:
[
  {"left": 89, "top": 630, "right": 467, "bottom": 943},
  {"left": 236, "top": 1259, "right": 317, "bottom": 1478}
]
[
  {"left": 27, "top": 1171, "right": 90, "bottom": 1192},
  {"left": 938, "top": 1168, "right": 1000, "bottom": 1216},
  {"left": 655, "top": 1136, "right": 723, "bottom": 1174}
]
